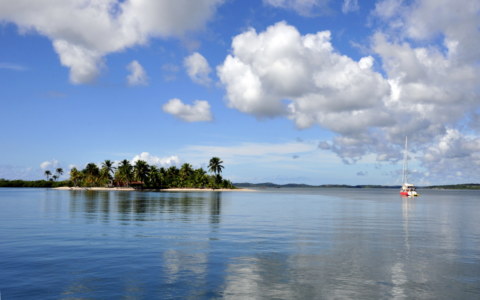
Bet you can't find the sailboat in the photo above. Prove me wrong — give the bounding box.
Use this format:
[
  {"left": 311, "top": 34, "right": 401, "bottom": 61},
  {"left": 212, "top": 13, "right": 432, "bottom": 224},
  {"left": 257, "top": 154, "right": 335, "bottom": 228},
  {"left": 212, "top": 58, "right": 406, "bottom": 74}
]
[{"left": 400, "top": 137, "right": 418, "bottom": 197}]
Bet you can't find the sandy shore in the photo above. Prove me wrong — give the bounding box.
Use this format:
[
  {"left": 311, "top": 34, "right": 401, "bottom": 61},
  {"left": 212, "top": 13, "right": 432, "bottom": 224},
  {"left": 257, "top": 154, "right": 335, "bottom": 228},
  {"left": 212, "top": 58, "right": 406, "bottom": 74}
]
[{"left": 53, "top": 186, "right": 254, "bottom": 192}]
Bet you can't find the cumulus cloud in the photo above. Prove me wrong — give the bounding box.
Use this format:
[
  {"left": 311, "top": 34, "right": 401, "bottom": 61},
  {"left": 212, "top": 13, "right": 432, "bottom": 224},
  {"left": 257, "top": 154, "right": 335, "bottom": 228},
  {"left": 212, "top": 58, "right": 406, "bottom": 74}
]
[
  {"left": 263, "top": 0, "right": 330, "bottom": 16},
  {"left": 163, "top": 98, "right": 213, "bottom": 122},
  {"left": 217, "top": 21, "right": 391, "bottom": 129},
  {"left": 184, "top": 52, "right": 212, "bottom": 86},
  {"left": 421, "top": 130, "right": 480, "bottom": 182},
  {"left": 218, "top": 0, "right": 480, "bottom": 182},
  {"left": 132, "top": 152, "right": 180, "bottom": 167},
  {"left": 0, "top": 0, "right": 223, "bottom": 84},
  {"left": 126, "top": 60, "right": 148, "bottom": 86},
  {"left": 371, "top": 0, "right": 480, "bottom": 178}
]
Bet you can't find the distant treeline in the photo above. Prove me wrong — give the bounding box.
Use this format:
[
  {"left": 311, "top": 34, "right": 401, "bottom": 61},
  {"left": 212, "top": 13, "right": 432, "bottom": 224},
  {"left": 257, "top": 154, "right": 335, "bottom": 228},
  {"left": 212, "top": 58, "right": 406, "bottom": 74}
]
[
  {"left": 425, "top": 183, "right": 480, "bottom": 190},
  {"left": 234, "top": 182, "right": 480, "bottom": 190},
  {"left": 0, "top": 179, "right": 69, "bottom": 188},
  {"left": 234, "top": 182, "right": 402, "bottom": 189}
]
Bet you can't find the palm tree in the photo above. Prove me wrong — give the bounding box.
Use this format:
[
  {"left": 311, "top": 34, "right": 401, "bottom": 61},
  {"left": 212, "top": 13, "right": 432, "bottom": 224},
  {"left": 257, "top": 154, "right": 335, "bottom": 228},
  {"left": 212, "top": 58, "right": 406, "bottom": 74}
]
[
  {"left": 55, "top": 168, "right": 63, "bottom": 181},
  {"left": 165, "top": 166, "right": 179, "bottom": 187},
  {"left": 208, "top": 157, "right": 224, "bottom": 176},
  {"left": 115, "top": 159, "right": 133, "bottom": 187},
  {"left": 148, "top": 166, "right": 162, "bottom": 188},
  {"left": 179, "top": 163, "right": 194, "bottom": 187},
  {"left": 209, "top": 157, "right": 224, "bottom": 188},
  {"left": 83, "top": 163, "right": 100, "bottom": 186},
  {"left": 101, "top": 160, "right": 115, "bottom": 187},
  {"left": 193, "top": 168, "right": 208, "bottom": 188},
  {"left": 133, "top": 160, "right": 150, "bottom": 183},
  {"left": 69, "top": 167, "right": 81, "bottom": 186},
  {"left": 44, "top": 170, "right": 52, "bottom": 181}
]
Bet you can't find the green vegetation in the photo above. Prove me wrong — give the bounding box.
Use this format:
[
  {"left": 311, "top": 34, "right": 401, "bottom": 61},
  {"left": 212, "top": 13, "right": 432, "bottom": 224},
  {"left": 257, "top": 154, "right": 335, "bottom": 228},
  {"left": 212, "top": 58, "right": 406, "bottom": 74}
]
[
  {"left": 1, "top": 157, "right": 235, "bottom": 189},
  {"left": 44, "top": 168, "right": 64, "bottom": 182},
  {"left": 67, "top": 157, "right": 234, "bottom": 189},
  {"left": 0, "top": 179, "right": 69, "bottom": 188}
]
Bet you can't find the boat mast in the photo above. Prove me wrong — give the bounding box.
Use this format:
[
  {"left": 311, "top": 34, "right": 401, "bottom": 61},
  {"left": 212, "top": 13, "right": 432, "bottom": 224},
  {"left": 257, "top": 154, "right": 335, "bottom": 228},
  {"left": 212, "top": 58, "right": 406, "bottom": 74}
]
[{"left": 402, "top": 136, "right": 408, "bottom": 184}]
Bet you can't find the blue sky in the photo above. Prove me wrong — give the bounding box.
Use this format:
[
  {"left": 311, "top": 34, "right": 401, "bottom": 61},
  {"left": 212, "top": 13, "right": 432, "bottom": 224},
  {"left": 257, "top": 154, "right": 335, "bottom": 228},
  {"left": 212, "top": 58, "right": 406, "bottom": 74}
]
[{"left": 1, "top": 0, "right": 479, "bottom": 185}]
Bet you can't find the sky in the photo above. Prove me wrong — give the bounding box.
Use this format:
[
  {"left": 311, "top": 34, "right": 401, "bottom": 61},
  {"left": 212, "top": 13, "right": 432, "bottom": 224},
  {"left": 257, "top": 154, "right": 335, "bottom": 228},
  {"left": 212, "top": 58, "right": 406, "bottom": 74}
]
[{"left": 0, "top": 0, "right": 479, "bottom": 185}]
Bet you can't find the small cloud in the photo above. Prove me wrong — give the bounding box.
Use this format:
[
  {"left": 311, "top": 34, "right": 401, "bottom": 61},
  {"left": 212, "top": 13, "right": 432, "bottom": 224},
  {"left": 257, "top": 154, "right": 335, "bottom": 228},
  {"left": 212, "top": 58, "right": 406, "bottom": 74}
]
[
  {"left": 318, "top": 141, "right": 331, "bottom": 150},
  {"left": 263, "top": 0, "right": 331, "bottom": 17},
  {"left": 0, "top": 62, "right": 27, "bottom": 71},
  {"left": 356, "top": 171, "right": 368, "bottom": 176},
  {"left": 132, "top": 152, "right": 180, "bottom": 167},
  {"left": 162, "top": 63, "right": 180, "bottom": 73},
  {"left": 184, "top": 52, "right": 212, "bottom": 86},
  {"left": 162, "top": 63, "right": 180, "bottom": 81},
  {"left": 292, "top": 155, "right": 300, "bottom": 159},
  {"left": 40, "top": 159, "right": 59, "bottom": 170},
  {"left": 126, "top": 60, "right": 148, "bottom": 86},
  {"left": 163, "top": 98, "right": 213, "bottom": 122},
  {"left": 342, "top": 0, "right": 359, "bottom": 14}
]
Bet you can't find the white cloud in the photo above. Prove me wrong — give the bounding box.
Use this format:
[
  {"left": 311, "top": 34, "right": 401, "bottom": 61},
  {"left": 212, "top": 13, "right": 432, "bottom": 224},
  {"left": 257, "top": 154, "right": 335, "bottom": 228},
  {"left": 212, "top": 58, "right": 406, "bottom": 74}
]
[
  {"left": 40, "top": 159, "right": 60, "bottom": 170},
  {"left": 163, "top": 98, "right": 213, "bottom": 122},
  {"left": 131, "top": 152, "right": 180, "bottom": 167},
  {"left": 0, "top": 0, "right": 223, "bottom": 84},
  {"left": 189, "top": 141, "right": 317, "bottom": 158},
  {"left": 0, "top": 62, "right": 27, "bottom": 71},
  {"left": 218, "top": 0, "right": 480, "bottom": 181},
  {"left": 373, "top": 0, "right": 404, "bottom": 20},
  {"left": 217, "top": 21, "right": 391, "bottom": 129},
  {"left": 184, "top": 52, "right": 212, "bottom": 86},
  {"left": 374, "top": 0, "right": 480, "bottom": 64},
  {"left": 263, "top": 0, "right": 330, "bottom": 16},
  {"left": 126, "top": 60, "right": 148, "bottom": 86},
  {"left": 421, "top": 129, "right": 480, "bottom": 183},
  {"left": 342, "top": 0, "right": 359, "bottom": 13}
]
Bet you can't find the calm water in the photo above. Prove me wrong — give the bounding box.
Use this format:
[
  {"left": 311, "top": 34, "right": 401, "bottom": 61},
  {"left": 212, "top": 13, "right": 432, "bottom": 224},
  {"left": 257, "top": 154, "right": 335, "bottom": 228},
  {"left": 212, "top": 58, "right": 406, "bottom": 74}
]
[{"left": 0, "top": 188, "right": 479, "bottom": 299}]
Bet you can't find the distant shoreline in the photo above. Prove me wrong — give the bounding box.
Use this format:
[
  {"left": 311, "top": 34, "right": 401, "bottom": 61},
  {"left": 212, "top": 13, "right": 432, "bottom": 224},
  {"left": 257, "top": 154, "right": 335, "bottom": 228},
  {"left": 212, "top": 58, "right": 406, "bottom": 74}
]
[
  {"left": 53, "top": 186, "right": 255, "bottom": 192},
  {"left": 2, "top": 179, "right": 479, "bottom": 190},
  {"left": 234, "top": 182, "right": 480, "bottom": 190}
]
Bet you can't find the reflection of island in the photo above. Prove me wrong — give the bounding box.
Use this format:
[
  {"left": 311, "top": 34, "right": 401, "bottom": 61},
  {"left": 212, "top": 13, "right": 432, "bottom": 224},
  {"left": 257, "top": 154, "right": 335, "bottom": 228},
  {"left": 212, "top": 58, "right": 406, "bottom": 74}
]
[{"left": 68, "top": 190, "right": 224, "bottom": 225}]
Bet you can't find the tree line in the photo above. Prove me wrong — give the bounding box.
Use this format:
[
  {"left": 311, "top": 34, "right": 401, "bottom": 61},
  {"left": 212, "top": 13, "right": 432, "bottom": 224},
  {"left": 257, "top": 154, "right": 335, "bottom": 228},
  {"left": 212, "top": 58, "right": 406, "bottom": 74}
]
[
  {"left": 0, "top": 179, "right": 68, "bottom": 188},
  {"left": 66, "top": 157, "right": 235, "bottom": 189}
]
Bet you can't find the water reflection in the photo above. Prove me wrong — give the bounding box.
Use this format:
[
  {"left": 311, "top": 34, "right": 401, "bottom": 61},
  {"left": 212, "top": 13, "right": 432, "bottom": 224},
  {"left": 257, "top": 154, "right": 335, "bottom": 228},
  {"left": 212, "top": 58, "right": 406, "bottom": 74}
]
[
  {"left": 68, "top": 190, "right": 225, "bottom": 225},
  {"left": 2, "top": 189, "right": 478, "bottom": 299}
]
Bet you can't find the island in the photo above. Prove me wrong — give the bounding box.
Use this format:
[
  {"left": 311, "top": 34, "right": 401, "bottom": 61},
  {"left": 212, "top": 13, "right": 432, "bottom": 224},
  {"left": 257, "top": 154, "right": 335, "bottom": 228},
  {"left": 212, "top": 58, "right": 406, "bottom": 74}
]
[{"left": 0, "top": 157, "right": 245, "bottom": 191}]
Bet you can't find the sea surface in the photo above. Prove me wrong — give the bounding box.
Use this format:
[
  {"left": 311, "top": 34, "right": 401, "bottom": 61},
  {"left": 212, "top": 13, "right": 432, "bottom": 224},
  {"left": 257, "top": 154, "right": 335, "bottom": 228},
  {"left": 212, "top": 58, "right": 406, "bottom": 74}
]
[{"left": 0, "top": 187, "right": 479, "bottom": 299}]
